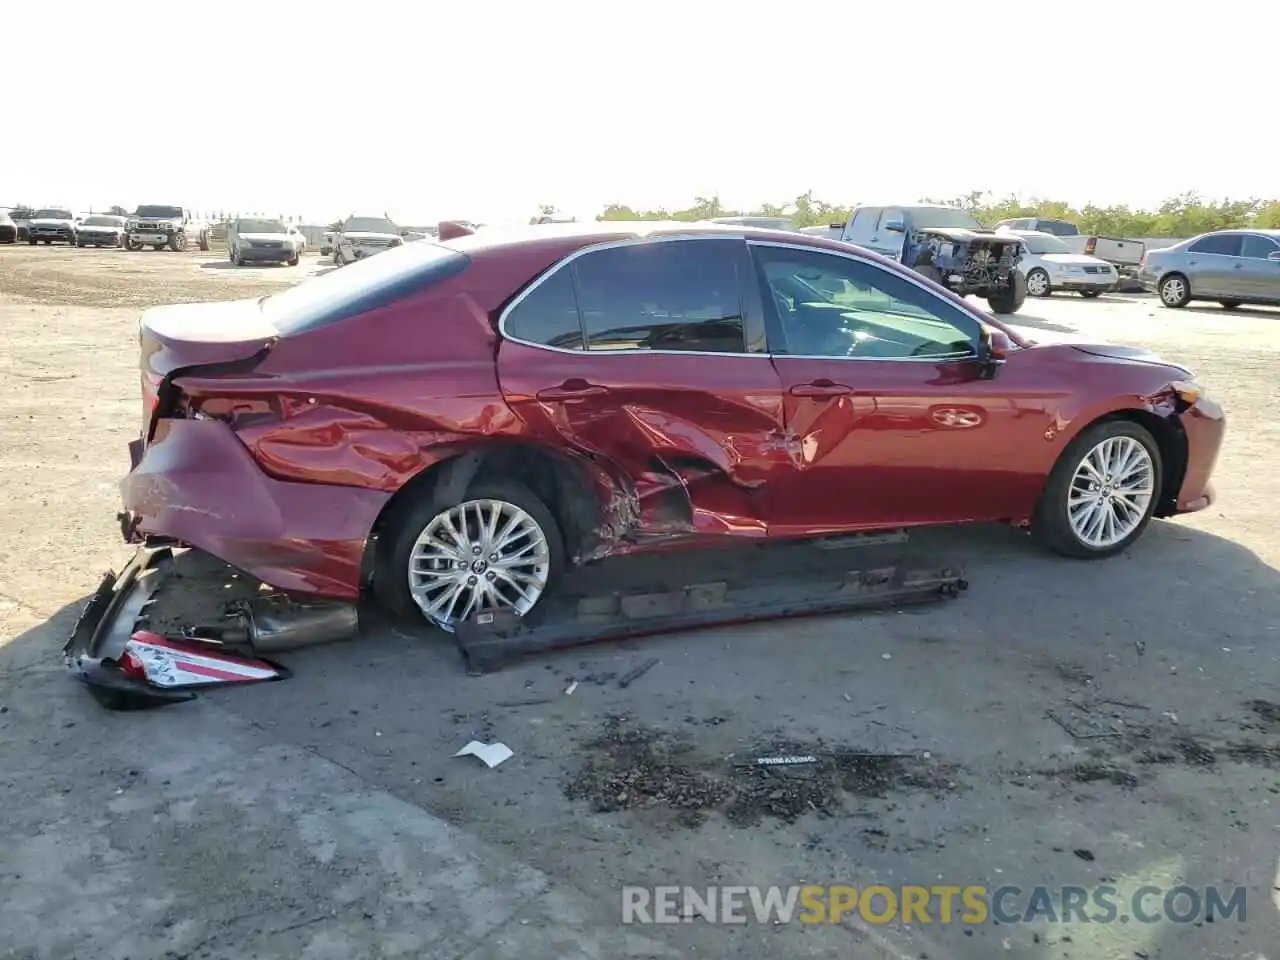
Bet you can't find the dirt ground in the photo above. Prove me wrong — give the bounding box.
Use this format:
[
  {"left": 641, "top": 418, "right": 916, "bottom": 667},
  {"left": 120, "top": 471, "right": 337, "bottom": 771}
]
[{"left": 1, "top": 242, "right": 1278, "bottom": 959}]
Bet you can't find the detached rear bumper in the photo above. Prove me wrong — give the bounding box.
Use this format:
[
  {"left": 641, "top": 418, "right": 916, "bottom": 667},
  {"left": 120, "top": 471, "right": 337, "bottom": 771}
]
[{"left": 121, "top": 420, "right": 391, "bottom": 599}]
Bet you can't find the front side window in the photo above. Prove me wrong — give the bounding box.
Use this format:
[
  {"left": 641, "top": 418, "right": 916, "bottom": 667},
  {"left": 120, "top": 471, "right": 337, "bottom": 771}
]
[
  {"left": 752, "top": 245, "right": 981, "bottom": 360},
  {"left": 571, "top": 239, "right": 746, "bottom": 353},
  {"left": 504, "top": 268, "right": 585, "bottom": 350},
  {"left": 1240, "top": 234, "right": 1279, "bottom": 259},
  {"left": 1189, "top": 233, "right": 1243, "bottom": 256}
]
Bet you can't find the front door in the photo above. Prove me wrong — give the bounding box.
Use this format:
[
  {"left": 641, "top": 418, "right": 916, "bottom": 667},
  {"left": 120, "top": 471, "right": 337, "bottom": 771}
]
[
  {"left": 1238, "top": 233, "right": 1280, "bottom": 302},
  {"left": 749, "top": 241, "right": 1059, "bottom": 535},
  {"left": 496, "top": 236, "right": 790, "bottom": 540},
  {"left": 864, "top": 207, "right": 907, "bottom": 261},
  {"left": 1184, "top": 233, "right": 1244, "bottom": 297}
]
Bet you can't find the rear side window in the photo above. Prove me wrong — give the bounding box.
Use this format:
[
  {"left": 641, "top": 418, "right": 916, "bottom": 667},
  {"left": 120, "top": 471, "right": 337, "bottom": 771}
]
[
  {"left": 571, "top": 240, "right": 746, "bottom": 353},
  {"left": 262, "top": 241, "right": 469, "bottom": 335},
  {"left": 1188, "top": 233, "right": 1243, "bottom": 256},
  {"left": 1042, "top": 220, "right": 1079, "bottom": 236},
  {"left": 504, "top": 268, "right": 585, "bottom": 349}
]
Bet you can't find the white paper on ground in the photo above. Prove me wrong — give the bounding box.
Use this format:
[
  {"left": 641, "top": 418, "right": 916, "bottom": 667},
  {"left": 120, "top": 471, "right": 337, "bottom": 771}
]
[{"left": 453, "top": 740, "right": 514, "bottom": 769}]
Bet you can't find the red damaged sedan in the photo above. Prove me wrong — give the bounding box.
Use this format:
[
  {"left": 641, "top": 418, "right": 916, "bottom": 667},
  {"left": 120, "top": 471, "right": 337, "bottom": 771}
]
[{"left": 121, "top": 222, "right": 1224, "bottom": 630}]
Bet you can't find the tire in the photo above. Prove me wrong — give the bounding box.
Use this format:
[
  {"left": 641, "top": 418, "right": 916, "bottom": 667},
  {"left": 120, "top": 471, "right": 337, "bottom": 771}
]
[
  {"left": 76, "top": 240, "right": 85, "bottom": 248},
  {"left": 376, "top": 476, "right": 566, "bottom": 631},
  {"left": 1025, "top": 268, "right": 1051, "bottom": 297},
  {"left": 198, "top": 231, "right": 210, "bottom": 252},
  {"left": 287, "top": 254, "right": 299, "bottom": 267},
  {"left": 913, "top": 263, "right": 944, "bottom": 285},
  {"left": 1032, "top": 419, "right": 1162, "bottom": 559},
  {"left": 1219, "top": 300, "right": 1242, "bottom": 310},
  {"left": 152, "top": 245, "right": 164, "bottom": 251},
  {"left": 986, "top": 270, "right": 1027, "bottom": 315},
  {"left": 1079, "top": 289, "right": 1102, "bottom": 299},
  {"left": 1158, "top": 273, "right": 1190, "bottom": 308},
  {"left": 230, "top": 245, "right": 242, "bottom": 266},
  {"left": 169, "top": 232, "right": 188, "bottom": 252},
  {"left": 28, "top": 238, "right": 36, "bottom": 246}
]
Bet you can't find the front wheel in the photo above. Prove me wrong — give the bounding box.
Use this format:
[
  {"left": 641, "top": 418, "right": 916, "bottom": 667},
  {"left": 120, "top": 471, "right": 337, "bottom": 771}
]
[
  {"left": 1025, "top": 268, "right": 1051, "bottom": 297},
  {"left": 1032, "top": 420, "right": 1162, "bottom": 559},
  {"left": 378, "top": 477, "right": 565, "bottom": 632},
  {"left": 169, "top": 232, "right": 188, "bottom": 252},
  {"left": 1159, "top": 273, "right": 1190, "bottom": 308},
  {"left": 985, "top": 271, "right": 1027, "bottom": 315},
  {"left": 1219, "top": 300, "right": 1242, "bottom": 310}
]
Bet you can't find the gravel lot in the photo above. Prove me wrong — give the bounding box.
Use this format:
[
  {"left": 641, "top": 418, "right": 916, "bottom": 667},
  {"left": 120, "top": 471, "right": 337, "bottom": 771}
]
[{"left": 1, "top": 243, "right": 1278, "bottom": 959}]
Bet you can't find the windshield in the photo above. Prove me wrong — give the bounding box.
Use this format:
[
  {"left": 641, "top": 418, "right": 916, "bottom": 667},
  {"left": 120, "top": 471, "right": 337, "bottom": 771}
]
[
  {"left": 136, "top": 205, "right": 183, "bottom": 219},
  {"left": 34, "top": 209, "right": 73, "bottom": 219},
  {"left": 262, "top": 240, "right": 468, "bottom": 335},
  {"left": 83, "top": 215, "right": 123, "bottom": 227},
  {"left": 1022, "top": 234, "right": 1070, "bottom": 255},
  {"left": 908, "top": 207, "right": 985, "bottom": 230},
  {"left": 344, "top": 217, "right": 398, "bottom": 233},
  {"left": 237, "top": 219, "right": 287, "bottom": 234}
]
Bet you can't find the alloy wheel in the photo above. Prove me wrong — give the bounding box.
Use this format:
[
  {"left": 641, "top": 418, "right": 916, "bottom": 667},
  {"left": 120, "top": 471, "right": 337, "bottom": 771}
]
[
  {"left": 1026, "top": 269, "right": 1050, "bottom": 297},
  {"left": 1160, "top": 276, "right": 1186, "bottom": 306},
  {"left": 407, "top": 498, "right": 551, "bottom": 630},
  {"left": 1067, "top": 436, "right": 1155, "bottom": 549}
]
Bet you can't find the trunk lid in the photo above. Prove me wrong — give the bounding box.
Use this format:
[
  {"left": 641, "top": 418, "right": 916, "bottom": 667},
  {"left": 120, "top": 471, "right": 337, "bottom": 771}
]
[{"left": 138, "top": 299, "right": 278, "bottom": 439}]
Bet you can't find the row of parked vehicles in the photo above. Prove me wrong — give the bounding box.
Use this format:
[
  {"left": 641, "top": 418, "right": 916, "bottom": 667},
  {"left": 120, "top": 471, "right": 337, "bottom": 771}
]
[{"left": 0, "top": 206, "right": 214, "bottom": 251}]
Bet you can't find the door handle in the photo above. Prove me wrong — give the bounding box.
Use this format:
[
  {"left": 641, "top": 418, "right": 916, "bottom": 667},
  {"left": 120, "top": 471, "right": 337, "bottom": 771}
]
[
  {"left": 790, "top": 379, "right": 852, "bottom": 397},
  {"left": 1233, "top": 263, "right": 1243, "bottom": 269},
  {"left": 536, "top": 378, "right": 609, "bottom": 401}
]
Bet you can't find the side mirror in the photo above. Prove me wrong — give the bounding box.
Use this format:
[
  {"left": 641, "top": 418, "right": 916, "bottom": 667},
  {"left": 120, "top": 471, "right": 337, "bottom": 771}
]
[
  {"left": 1268, "top": 250, "right": 1280, "bottom": 262},
  {"left": 977, "top": 325, "right": 1013, "bottom": 379},
  {"left": 883, "top": 219, "right": 905, "bottom": 234}
]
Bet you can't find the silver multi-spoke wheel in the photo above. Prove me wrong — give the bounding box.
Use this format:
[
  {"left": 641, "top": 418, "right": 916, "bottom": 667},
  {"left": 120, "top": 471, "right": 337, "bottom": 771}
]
[
  {"left": 407, "top": 498, "right": 551, "bottom": 630},
  {"left": 1026, "top": 269, "right": 1050, "bottom": 297},
  {"left": 1160, "top": 276, "right": 1187, "bottom": 306},
  {"left": 1067, "top": 436, "right": 1155, "bottom": 549}
]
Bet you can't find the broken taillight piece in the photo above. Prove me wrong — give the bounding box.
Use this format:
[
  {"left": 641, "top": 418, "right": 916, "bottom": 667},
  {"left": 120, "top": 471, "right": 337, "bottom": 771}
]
[{"left": 1085, "top": 237, "right": 1097, "bottom": 254}]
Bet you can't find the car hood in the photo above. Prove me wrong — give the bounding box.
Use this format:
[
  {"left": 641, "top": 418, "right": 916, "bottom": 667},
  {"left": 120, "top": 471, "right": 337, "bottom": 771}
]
[
  {"left": 238, "top": 232, "right": 290, "bottom": 242},
  {"left": 343, "top": 231, "right": 399, "bottom": 241},
  {"left": 1068, "top": 342, "right": 1191, "bottom": 375},
  {"left": 30, "top": 218, "right": 76, "bottom": 226},
  {"left": 79, "top": 224, "right": 122, "bottom": 232},
  {"left": 915, "top": 226, "right": 1010, "bottom": 242},
  {"left": 1040, "top": 253, "right": 1109, "bottom": 267}
]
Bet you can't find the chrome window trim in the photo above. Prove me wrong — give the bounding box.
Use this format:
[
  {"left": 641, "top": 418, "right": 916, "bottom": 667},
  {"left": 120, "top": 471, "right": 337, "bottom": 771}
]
[
  {"left": 746, "top": 239, "right": 1008, "bottom": 363},
  {"left": 496, "top": 232, "right": 773, "bottom": 360}
]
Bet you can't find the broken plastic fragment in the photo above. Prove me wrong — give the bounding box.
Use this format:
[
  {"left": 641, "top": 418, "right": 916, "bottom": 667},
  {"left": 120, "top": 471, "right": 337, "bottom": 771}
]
[
  {"left": 453, "top": 740, "right": 514, "bottom": 768},
  {"left": 122, "top": 631, "right": 284, "bottom": 688}
]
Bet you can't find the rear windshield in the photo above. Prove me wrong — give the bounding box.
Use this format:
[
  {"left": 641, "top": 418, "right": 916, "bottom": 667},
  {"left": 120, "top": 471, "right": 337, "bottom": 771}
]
[
  {"left": 83, "top": 215, "right": 124, "bottom": 227},
  {"left": 345, "top": 217, "right": 398, "bottom": 233},
  {"left": 35, "top": 209, "right": 73, "bottom": 219},
  {"left": 136, "top": 205, "right": 183, "bottom": 218},
  {"left": 261, "top": 241, "right": 470, "bottom": 335},
  {"left": 237, "top": 219, "right": 287, "bottom": 233}
]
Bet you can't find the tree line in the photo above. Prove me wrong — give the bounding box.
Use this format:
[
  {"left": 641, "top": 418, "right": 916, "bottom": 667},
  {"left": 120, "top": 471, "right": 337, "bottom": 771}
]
[{"left": 588, "top": 191, "right": 1280, "bottom": 238}]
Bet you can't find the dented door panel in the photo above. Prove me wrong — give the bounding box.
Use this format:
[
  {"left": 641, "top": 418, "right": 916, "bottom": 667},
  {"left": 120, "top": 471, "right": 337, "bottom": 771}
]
[{"left": 497, "top": 341, "right": 789, "bottom": 541}]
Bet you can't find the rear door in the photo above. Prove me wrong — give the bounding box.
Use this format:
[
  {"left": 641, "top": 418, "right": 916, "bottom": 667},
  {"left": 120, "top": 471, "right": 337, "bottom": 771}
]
[
  {"left": 1184, "top": 233, "right": 1244, "bottom": 297},
  {"left": 496, "top": 236, "right": 789, "bottom": 539}
]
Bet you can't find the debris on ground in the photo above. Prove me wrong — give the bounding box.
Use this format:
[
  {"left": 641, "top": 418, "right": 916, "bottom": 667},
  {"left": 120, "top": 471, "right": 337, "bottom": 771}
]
[
  {"left": 617, "top": 658, "right": 660, "bottom": 689},
  {"left": 563, "top": 717, "right": 956, "bottom": 828},
  {"left": 454, "top": 741, "right": 514, "bottom": 769}
]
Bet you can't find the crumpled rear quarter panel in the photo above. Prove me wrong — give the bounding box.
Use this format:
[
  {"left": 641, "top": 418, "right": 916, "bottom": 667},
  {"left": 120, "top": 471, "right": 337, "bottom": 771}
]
[{"left": 123, "top": 419, "right": 390, "bottom": 598}]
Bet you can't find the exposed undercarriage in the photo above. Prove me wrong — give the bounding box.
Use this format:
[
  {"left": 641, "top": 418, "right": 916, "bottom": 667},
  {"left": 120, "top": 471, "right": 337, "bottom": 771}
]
[{"left": 911, "top": 230, "right": 1021, "bottom": 296}]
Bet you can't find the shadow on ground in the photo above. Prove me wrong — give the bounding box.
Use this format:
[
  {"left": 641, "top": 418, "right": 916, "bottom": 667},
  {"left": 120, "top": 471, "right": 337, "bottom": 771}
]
[{"left": 3, "top": 522, "right": 1278, "bottom": 958}]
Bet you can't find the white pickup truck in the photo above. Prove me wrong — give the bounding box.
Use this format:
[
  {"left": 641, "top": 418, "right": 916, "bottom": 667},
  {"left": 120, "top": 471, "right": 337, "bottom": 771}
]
[{"left": 994, "top": 217, "right": 1144, "bottom": 276}]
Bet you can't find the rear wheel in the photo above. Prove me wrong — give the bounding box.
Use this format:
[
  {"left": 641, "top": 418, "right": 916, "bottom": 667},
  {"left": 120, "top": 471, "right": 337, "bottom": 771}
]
[
  {"left": 1158, "top": 273, "right": 1190, "bottom": 308},
  {"left": 1025, "top": 268, "right": 1051, "bottom": 297},
  {"left": 378, "top": 477, "right": 565, "bottom": 632},
  {"left": 1032, "top": 420, "right": 1162, "bottom": 559}
]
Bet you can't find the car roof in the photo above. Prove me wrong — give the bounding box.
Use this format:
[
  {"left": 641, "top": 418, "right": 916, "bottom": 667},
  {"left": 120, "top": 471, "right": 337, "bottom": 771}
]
[
  {"left": 1203, "top": 228, "right": 1280, "bottom": 237},
  {"left": 436, "top": 220, "right": 867, "bottom": 258}
]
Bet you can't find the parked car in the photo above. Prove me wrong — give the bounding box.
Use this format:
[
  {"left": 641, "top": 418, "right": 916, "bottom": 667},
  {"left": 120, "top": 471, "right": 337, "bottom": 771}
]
[
  {"left": 117, "top": 223, "right": 1223, "bottom": 633},
  {"left": 839, "top": 205, "right": 1027, "bottom": 314},
  {"left": 287, "top": 224, "right": 307, "bottom": 254},
  {"left": 0, "top": 209, "right": 17, "bottom": 243},
  {"left": 997, "top": 223, "right": 1145, "bottom": 277},
  {"left": 125, "top": 205, "right": 212, "bottom": 252},
  {"left": 1139, "top": 229, "right": 1280, "bottom": 309},
  {"left": 332, "top": 215, "right": 404, "bottom": 265},
  {"left": 27, "top": 207, "right": 79, "bottom": 245},
  {"left": 319, "top": 231, "right": 334, "bottom": 257},
  {"left": 994, "top": 217, "right": 1080, "bottom": 237},
  {"left": 226, "top": 217, "right": 302, "bottom": 266},
  {"left": 75, "top": 214, "right": 128, "bottom": 247},
  {"left": 1005, "top": 230, "right": 1117, "bottom": 298}
]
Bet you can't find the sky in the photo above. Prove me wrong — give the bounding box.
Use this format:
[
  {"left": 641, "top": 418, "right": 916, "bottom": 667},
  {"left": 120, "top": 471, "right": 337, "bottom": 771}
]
[{"left": 5, "top": 0, "right": 1275, "bottom": 226}]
